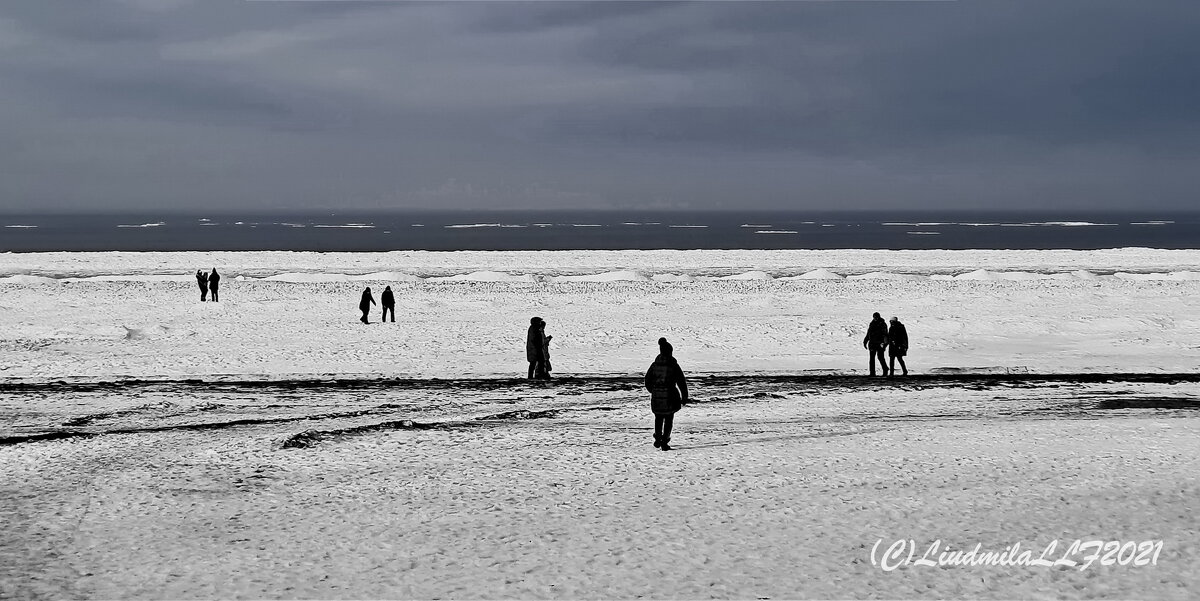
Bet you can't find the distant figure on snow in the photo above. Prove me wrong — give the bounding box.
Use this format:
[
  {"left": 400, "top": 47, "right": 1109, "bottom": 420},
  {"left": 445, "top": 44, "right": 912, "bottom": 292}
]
[
  {"left": 645, "top": 337, "right": 688, "bottom": 451},
  {"left": 359, "top": 287, "right": 375, "bottom": 324},
  {"left": 526, "top": 317, "right": 552, "bottom": 379},
  {"left": 195, "top": 270, "right": 208, "bottom": 302},
  {"left": 207, "top": 268, "right": 221, "bottom": 302},
  {"left": 863, "top": 312, "right": 889, "bottom": 376},
  {"left": 381, "top": 286, "right": 395, "bottom": 322},
  {"left": 526, "top": 317, "right": 544, "bottom": 379},
  {"left": 888, "top": 316, "right": 909, "bottom": 377}
]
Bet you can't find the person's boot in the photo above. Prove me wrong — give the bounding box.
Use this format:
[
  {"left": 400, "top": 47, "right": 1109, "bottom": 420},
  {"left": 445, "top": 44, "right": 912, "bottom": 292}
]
[
  {"left": 653, "top": 435, "right": 661, "bottom": 448},
  {"left": 660, "top": 439, "right": 671, "bottom": 451}
]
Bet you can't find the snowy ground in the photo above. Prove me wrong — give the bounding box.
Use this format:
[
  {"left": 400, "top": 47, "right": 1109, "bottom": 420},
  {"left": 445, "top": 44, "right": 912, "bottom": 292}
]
[
  {"left": 2, "top": 250, "right": 1199, "bottom": 598},
  {"left": 2, "top": 249, "right": 1200, "bottom": 380}
]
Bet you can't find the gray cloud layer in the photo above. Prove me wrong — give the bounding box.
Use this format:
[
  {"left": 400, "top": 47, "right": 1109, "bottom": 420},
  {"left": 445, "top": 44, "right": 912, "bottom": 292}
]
[{"left": 1, "top": 1, "right": 1197, "bottom": 212}]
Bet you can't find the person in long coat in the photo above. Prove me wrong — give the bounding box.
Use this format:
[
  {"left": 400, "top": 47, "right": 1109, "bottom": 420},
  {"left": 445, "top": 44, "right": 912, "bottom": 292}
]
[
  {"left": 888, "top": 316, "right": 909, "bottom": 376},
  {"left": 359, "top": 287, "right": 375, "bottom": 324},
  {"left": 526, "top": 317, "right": 551, "bottom": 379},
  {"left": 645, "top": 337, "right": 688, "bottom": 451},
  {"left": 862, "top": 312, "right": 889, "bottom": 376},
  {"left": 195, "top": 270, "right": 208, "bottom": 302},
  {"left": 380, "top": 286, "right": 395, "bottom": 322},
  {"left": 207, "top": 268, "right": 221, "bottom": 302}
]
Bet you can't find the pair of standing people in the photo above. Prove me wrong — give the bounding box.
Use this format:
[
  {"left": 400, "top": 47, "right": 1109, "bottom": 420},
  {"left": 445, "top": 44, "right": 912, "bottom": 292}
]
[
  {"left": 526, "top": 317, "right": 553, "bottom": 379},
  {"left": 194, "top": 268, "right": 221, "bottom": 302},
  {"left": 359, "top": 286, "right": 395, "bottom": 324},
  {"left": 863, "top": 312, "right": 908, "bottom": 376}
]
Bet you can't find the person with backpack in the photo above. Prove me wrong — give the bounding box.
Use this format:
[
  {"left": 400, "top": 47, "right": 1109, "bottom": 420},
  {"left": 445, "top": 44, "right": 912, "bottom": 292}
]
[
  {"left": 380, "top": 286, "right": 395, "bottom": 322},
  {"left": 645, "top": 337, "right": 688, "bottom": 451},
  {"left": 888, "top": 316, "right": 909, "bottom": 377},
  {"left": 862, "top": 312, "right": 889, "bottom": 376}
]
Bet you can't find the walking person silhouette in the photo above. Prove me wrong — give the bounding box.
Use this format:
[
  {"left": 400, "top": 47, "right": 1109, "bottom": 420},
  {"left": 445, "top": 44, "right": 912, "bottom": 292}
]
[
  {"left": 646, "top": 337, "right": 688, "bottom": 451},
  {"left": 207, "top": 268, "right": 221, "bottom": 302},
  {"left": 863, "top": 312, "right": 889, "bottom": 376},
  {"left": 888, "top": 316, "right": 909, "bottom": 376},
  {"left": 195, "top": 270, "right": 208, "bottom": 302},
  {"left": 359, "top": 287, "right": 375, "bottom": 324},
  {"left": 380, "top": 286, "right": 395, "bottom": 322}
]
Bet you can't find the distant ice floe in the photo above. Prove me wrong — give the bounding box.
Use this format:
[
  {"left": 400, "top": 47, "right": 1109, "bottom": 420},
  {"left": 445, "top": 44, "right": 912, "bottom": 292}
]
[
  {"left": 312, "top": 224, "right": 375, "bottom": 229},
  {"left": 955, "top": 269, "right": 1047, "bottom": 281},
  {"left": 72, "top": 274, "right": 193, "bottom": 282},
  {"left": 755, "top": 230, "right": 798, "bottom": 235},
  {"left": 443, "top": 223, "right": 525, "bottom": 229},
  {"left": 117, "top": 222, "right": 165, "bottom": 228},
  {"left": 907, "top": 231, "right": 941, "bottom": 235},
  {"left": 4, "top": 225, "right": 37, "bottom": 228},
  {"left": 355, "top": 271, "right": 421, "bottom": 281},
  {"left": 1114, "top": 271, "right": 1200, "bottom": 281},
  {"left": 847, "top": 272, "right": 924, "bottom": 280},
  {"left": 741, "top": 224, "right": 772, "bottom": 228},
  {"left": 720, "top": 271, "right": 773, "bottom": 281},
  {"left": 1131, "top": 221, "right": 1174, "bottom": 225},
  {"left": 651, "top": 273, "right": 694, "bottom": 282},
  {"left": 431, "top": 271, "right": 537, "bottom": 283},
  {"left": 0, "top": 274, "right": 59, "bottom": 284},
  {"left": 263, "top": 272, "right": 420, "bottom": 282},
  {"left": 783, "top": 269, "right": 844, "bottom": 280},
  {"left": 552, "top": 270, "right": 649, "bottom": 283},
  {"left": 668, "top": 225, "right": 708, "bottom": 228}
]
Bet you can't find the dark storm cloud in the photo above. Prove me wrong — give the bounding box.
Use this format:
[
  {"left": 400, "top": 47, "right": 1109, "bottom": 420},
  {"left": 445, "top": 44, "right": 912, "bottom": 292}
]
[{"left": 0, "top": 0, "right": 1197, "bottom": 211}]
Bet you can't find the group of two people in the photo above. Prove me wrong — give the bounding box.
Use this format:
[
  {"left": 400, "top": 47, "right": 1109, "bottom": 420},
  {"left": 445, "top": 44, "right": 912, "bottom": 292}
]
[
  {"left": 863, "top": 312, "right": 909, "bottom": 377},
  {"left": 358, "top": 286, "right": 396, "bottom": 323},
  {"left": 194, "top": 268, "right": 221, "bottom": 302},
  {"left": 525, "top": 317, "right": 553, "bottom": 379}
]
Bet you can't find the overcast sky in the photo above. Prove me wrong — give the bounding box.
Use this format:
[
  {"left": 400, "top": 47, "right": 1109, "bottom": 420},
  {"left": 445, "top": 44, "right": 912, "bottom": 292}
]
[{"left": 1, "top": 0, "right": 1198, "bottom": 212}]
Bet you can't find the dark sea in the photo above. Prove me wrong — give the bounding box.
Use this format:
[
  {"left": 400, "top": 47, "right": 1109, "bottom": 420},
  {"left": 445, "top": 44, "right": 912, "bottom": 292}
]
[{"left": 2, "top": 211, "right": 1198, "bottom": 252}]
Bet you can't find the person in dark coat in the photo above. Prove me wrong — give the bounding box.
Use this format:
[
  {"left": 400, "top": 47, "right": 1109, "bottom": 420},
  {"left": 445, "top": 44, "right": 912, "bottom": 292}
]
[
  {"left": 862, "top": 312, "right": 889, "bottom": 376},
  {"left": 359, "top": 287, "right": 375, "bottom": 324},
  {"left": 888, "top": 316, "right": 909, "bottom": 376},
  {"left": 207, "top": 268, "right": 221, "bottom": 302},
  {"left": 541, "top": 319, "right": 553, "bottom": 376},
  {"left": 526, "top": 317, "right": 551, "bottom": 379},
  {"left": 645, "top": 337, "right": 688, "bottom": 451},
  {"left": 195, "top": 270, "right": 208, "bottom": 302},
  {"left": 380, "top": 286, "right": 395, "bottom": 322}
]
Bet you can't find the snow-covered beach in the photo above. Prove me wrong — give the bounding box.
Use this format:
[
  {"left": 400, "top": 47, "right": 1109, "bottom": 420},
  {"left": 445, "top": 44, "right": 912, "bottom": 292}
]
[
  {"left": 3, "top": 249, "right": 1200, "bottom": 599},
  {"left": 3, "top": 249, "right": 1200, "bottom": 380}
]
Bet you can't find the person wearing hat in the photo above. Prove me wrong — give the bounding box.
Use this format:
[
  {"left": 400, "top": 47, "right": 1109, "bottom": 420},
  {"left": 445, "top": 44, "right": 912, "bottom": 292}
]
[
  {"left": 526, "top": 317, "right": 552, "bottom": 379},
  {"left": 862, "top": 312, "right": 889, "bottom": 376},
  {"left": 887, "top": 316, "right": 909, "bottom": 376},
  {"left": 645, "top": 337, "right": 689, "bottom": 451}
]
